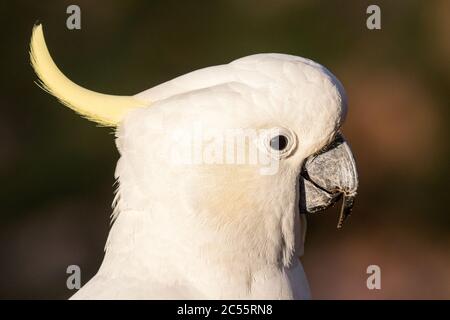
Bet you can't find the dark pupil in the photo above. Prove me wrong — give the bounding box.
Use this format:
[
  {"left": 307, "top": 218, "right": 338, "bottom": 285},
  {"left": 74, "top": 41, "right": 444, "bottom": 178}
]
[{"left": 270, "top": 135, "right": 288, "bottom": 151}]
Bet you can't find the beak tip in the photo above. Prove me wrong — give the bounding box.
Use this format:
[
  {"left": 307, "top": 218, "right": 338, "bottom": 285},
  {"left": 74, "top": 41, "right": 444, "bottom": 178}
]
[{"left": 336, "top": 194, "right": 356, "bottom": 229}]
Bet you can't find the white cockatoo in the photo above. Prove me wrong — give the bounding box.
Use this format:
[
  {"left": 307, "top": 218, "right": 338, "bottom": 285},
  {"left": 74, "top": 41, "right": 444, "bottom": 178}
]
[{"left": 30, "top": 24, "right": 358, "bottom": 300}]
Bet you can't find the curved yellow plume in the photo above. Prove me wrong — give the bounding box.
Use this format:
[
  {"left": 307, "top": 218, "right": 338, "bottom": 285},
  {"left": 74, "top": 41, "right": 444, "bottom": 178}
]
[{"left": 30, "top": 24, "right": 146, "bottom": 126}]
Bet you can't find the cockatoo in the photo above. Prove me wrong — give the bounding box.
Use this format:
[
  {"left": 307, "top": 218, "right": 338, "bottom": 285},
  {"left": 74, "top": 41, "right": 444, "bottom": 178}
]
[{"left": 30, "top": 24, "right": 358, "bottom": 300}]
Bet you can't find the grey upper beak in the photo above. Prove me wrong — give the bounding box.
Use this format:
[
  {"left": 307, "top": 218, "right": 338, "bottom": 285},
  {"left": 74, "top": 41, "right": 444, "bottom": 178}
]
[{"left": 299, "top": 133, "right": 358, "bottom": 228}]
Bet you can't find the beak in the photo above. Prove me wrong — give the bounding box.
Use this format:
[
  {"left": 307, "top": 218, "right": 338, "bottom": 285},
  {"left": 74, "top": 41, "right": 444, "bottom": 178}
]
[{"left": 299, "top": 133, "right": 358, "bottom": 228}]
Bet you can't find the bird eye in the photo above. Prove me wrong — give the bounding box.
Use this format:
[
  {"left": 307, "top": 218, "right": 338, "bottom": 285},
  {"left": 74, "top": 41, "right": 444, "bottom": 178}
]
[
  {"left": 270, "top": 135, "right": 289, "bottom": 151},
  {"left": 260, "top": 127, "right": 297, "bottom": 159}
]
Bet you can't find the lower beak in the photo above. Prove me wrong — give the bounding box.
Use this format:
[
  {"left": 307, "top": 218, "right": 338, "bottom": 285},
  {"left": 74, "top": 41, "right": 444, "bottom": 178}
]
[{"left": 299, "top": 133, "right": 358, "bottom": 228}]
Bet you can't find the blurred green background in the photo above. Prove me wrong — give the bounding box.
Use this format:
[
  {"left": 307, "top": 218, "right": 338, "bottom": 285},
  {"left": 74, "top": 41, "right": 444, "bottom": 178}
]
[{"left": 0, "top": 0, "right": 449, "bottom": 299}]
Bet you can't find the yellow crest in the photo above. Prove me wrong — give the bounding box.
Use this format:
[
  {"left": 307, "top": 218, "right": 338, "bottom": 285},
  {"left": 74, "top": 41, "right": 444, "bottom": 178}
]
[{"left": 30, "top": 24, "right": 146, "bottom": 126}]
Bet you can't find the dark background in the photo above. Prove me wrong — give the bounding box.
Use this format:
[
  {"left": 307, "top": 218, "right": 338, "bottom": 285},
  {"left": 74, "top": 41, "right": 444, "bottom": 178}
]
[{"left": 1, "top": 0, "right": 449, "bottom": 299}]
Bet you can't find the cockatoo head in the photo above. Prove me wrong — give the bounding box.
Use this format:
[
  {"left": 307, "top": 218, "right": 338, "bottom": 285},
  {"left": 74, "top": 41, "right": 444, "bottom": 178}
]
[{"left": 30, "top": 25, "right": 358, "bottom": 267}]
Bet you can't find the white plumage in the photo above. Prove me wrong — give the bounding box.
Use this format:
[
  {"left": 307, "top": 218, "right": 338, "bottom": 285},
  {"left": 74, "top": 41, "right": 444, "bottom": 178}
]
[{"left": 30, "top": 24, "right": 356, "bottom": 300}]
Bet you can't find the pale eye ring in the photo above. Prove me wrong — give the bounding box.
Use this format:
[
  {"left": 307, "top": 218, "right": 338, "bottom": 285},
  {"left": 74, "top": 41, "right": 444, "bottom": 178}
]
[{"left": 260, "top": 127, "right": 297, "bottom": 159}]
